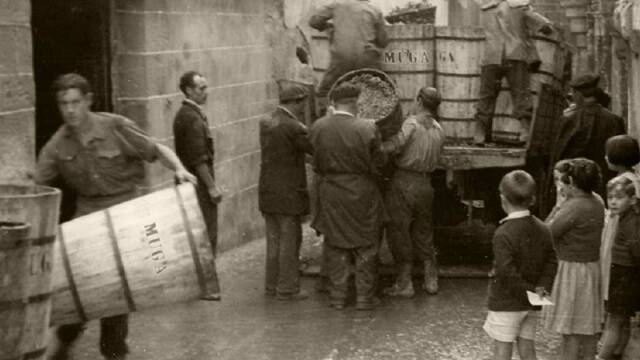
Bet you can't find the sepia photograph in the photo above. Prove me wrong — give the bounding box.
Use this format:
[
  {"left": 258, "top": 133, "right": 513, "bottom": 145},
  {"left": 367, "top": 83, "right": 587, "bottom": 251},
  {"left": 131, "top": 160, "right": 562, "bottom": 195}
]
[{"left": 1, "top": 0, "right": 640, "bottom": 359}]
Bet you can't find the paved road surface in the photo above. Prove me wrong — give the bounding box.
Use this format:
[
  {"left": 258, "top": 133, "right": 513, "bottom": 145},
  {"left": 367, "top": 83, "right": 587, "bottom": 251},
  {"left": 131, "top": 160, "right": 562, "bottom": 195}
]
[{"left": 62, "top": 233, "right": 638, "bottom": 360}]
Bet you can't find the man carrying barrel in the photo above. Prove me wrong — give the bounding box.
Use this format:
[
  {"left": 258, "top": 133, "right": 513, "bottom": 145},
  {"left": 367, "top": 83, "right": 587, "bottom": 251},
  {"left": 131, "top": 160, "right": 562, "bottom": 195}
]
[
  {"left": 309, "top": 0, "right": 389, "bottom": 115},
  {"left": 259, "top": 81, "right": 313, "bottom": 301},
  {"left": 173, "top": 71, "right": 222, "bottom": 301},
  {"left": 35, "top": 73, "right": 196, "bottom": 360},
  {"left": 473, "top": 0, "right": 554, "bottom": 145},
  {"left": 382, "top": 87, "right": 445, "bottom": 297},
  {"left": 309, "top": 83, "right": 386, "bottom": 310}
]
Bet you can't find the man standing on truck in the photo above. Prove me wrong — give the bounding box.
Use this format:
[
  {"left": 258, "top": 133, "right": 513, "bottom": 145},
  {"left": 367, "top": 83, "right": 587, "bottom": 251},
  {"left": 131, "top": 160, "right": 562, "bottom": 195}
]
[
  {"left": 36, "top": 73, "right": 195, "bottom": 360},
  {"left": 309, "top": 0, "right": 389, "bottom": 115},
  {"left": 473, "top": 0, "right": 554, "bottom": 145},
  {"left": 382, "top": 87, "right": 445, "bottom": 297}
]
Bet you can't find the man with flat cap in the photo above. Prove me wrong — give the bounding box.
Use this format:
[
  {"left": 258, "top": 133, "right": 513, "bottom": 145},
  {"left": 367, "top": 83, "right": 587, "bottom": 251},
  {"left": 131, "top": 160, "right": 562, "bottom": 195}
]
[
  {"left": 382, "top": 87, "right": 445, "bottom": 298},
  {"left": 551, "top": 73, "right": 626, "bottom": 198},
  {"left": 259, "top": 81, "right": 313, "bottom": 300},
  {"left": 310, "top": 83, "right": 386, "bottom": 310}
]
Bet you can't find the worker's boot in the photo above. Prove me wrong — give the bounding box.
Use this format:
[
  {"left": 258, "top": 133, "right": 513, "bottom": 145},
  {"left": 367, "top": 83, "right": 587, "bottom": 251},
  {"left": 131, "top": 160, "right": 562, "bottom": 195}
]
[
  {"left": 383, "top": 264, "right": 414, "bottom": 298},
  {"left": 423, "top": 259, "right": 438, "bottom": 295}
]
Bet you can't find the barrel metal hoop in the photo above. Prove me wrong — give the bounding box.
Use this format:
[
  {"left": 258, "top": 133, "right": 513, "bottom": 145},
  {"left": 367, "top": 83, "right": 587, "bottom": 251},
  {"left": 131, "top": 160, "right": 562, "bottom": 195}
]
[
  {"left": 174, "top": 186, "right": 207, "bottom": 296},
  {"left": 384, "top": 70, "right": 435, "bottom": 75},
  {"left": 0, "top": 293, "right": 51, "bottom": 310},
  {"left": 435, "top": 72, "right": 480, "bottom": 78},
  {"left": 105, "top": 209, "right": 136, "bottom": 313},
  {"left": 0, "top": 347, "right": 47, "bottom": 360},
  {"left": 434, "top": 36, "right": 485, "bottom": 41},
  {"left": 58, "top": 229, "right": 88, "bottom": 322},
  {"left": 439, "top": 117, "right": 475, "bottom": 122},
  {"left": 440, "top": 98, "right": 481, "bottom": 103}
]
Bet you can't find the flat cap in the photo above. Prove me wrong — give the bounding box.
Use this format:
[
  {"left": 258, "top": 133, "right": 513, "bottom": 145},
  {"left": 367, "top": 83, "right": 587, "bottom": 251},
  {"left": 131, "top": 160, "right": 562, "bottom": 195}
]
[
  {"left": 570, "top": 74, "right": 600, "bottom": 90},
  {"left": 330, "top": 83, "right": 361, "bottom": 102},
  {"left": 417, "top": 87, "right": 441, "bottom": 107},
  {"left": 278, "top": 81, "right": 309, "bottom": 102}
]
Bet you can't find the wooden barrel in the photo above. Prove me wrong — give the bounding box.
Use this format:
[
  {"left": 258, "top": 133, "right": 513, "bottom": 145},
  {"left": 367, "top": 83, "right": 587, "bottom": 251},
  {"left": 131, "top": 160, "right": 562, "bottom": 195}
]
[
  {"left": 435, "top": 27, "right": 485, "bottom": 143},
  {"left": 0, "top": 185, "right": 60, "bottom": 360},
  {"left": 310, "top": 24, "right": 435, "bottom": 115},
  {"left": 492, "top": 34, "right": 564, "bottom": 144},
  {"left": 50, "top": 183, "right": 217, "bottom": 325},
  {"left": 382, "top": 24, "right": 435, "bottom": 114}
]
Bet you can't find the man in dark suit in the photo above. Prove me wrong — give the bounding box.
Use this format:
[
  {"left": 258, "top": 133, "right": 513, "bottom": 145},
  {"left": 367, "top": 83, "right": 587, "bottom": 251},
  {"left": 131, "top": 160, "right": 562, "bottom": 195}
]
[
  {"left": 551, "top": 73, "right": 626, "bottom": 199},
  {"left": 259, "top": 81, "right": 313, "bottom": 300},
  {"left": 173, "top": 71, "right": 222, "bottom": 301},
  {"left": 310, "top": 83, "right": 386, "bottom": 310}
]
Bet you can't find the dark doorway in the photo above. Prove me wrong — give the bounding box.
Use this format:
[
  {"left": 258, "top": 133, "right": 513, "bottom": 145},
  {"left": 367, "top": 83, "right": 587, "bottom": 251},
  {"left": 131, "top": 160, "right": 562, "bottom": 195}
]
[{"left": 31, "top": 0, "right": 112, "bottom": 221}]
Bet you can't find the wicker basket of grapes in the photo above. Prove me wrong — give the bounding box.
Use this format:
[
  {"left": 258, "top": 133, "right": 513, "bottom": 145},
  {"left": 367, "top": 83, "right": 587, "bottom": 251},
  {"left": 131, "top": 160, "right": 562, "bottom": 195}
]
[{"left": 328, "top": 68, "right": 403, "bottom": 140}]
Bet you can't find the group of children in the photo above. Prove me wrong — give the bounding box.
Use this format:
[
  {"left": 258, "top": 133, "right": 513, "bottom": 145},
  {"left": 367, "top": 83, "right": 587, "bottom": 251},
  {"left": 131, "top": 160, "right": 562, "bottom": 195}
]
[{"left": 485, "top": 134, "right": 640, "bottom": 360}]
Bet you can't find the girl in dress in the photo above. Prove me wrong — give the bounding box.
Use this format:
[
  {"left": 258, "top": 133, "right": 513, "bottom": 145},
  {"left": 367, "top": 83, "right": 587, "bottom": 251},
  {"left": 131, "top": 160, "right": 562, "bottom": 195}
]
[{"left": 543, "top": 158, "right": 604, "bottom": 360}]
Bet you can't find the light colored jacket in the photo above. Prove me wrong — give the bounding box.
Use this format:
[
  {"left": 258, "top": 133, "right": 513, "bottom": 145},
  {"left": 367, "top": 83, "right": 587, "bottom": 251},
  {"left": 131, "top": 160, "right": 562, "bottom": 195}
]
[
  {"left": 480, "top": 1, "right": 552, "bottom": 66},
  {"left": 309, "top": 0, "right": 389, "bottom": 62}
]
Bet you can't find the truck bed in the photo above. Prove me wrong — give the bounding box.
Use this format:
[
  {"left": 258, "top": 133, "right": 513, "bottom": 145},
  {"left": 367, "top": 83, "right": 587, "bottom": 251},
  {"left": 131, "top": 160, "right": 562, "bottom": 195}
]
[{"left": 440, "top": 145, "right": 526, "bottom": 170}]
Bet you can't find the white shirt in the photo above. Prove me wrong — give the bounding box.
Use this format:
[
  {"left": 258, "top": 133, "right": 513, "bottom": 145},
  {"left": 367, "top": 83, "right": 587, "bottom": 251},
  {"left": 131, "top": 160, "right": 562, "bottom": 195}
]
[{"left": 499, "top": 210, "right": 531, "bottom": 224}]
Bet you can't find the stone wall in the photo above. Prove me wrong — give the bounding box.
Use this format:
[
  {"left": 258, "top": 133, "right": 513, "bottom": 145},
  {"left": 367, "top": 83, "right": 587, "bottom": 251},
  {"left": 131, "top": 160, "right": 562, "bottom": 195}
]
[
  {"left": 0, "top": 0, "right": 35, "bottom": 183},
  {"left": 112, "top": 0, "right": 276, "bottom": 251}
]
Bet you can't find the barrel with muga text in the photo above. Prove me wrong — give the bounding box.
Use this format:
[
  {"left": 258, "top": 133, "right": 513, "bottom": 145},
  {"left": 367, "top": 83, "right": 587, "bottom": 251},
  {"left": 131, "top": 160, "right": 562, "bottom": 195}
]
[{"left": 50, "top": 183, "right": 217, "bottom": 325}]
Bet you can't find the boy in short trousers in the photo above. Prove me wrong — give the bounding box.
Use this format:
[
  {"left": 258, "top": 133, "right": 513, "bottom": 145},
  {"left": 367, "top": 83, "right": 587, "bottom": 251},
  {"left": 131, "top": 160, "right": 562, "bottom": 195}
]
[{"left": 483, "top": 170, "right": 557, "bottom": 360}]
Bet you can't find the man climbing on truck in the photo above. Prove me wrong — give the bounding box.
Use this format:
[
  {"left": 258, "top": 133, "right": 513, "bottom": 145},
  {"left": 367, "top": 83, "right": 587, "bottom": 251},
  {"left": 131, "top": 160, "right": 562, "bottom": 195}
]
[{"left": 309, "top": 0, "right": 389, "bottom": 116}]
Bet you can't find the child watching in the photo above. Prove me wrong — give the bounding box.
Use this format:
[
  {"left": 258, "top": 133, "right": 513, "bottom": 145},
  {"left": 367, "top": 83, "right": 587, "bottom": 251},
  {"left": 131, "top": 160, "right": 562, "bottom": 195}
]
[
  {"left": 484, "top": 170, "right": 557, "bottom": 360},
  {"left": 543, "top": 158, "right": 604, "bottom": 360},
  {"left": 600, "top": 134, "right": 640, "bottom": 359},
  {"left": 598, "top": 176, "right": 640, "bottom": 360}
]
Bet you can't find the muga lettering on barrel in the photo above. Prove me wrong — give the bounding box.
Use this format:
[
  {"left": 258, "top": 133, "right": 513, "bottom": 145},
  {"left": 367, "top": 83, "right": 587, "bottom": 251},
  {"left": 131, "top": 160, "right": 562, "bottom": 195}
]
[
  {"left": 51, "top": 184, "right": 217, "bottom": 325},
  {"left": 310, "top": 24, "right": 435, "bottom": 115}
]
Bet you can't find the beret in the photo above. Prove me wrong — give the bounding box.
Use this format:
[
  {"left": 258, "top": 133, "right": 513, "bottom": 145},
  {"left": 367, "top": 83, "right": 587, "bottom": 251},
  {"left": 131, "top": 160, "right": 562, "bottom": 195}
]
[
  {"left": 330, "top": 83, "right": 361, "bottom": 102},
  {"left": 570, "top": 74, "right": 601, "bottom": 90},
  {"left": 278, "top": 80, "right": 309, "bottom": 102}
]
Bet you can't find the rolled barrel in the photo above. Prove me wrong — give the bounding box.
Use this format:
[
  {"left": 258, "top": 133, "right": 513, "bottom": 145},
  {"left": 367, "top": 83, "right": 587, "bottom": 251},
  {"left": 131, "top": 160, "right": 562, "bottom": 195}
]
[{"left": 50, "top": 183, "right": 218, "bottom": 325}]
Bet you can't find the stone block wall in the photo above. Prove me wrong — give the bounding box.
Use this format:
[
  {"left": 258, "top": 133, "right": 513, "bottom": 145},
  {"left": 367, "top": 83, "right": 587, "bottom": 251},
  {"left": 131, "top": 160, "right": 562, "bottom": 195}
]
[
  {"left": 112, "top": 0, "right": 277, "bottom": 251},
  {"left": 0, "top": 0, "right": 35, "bottom": 183}
]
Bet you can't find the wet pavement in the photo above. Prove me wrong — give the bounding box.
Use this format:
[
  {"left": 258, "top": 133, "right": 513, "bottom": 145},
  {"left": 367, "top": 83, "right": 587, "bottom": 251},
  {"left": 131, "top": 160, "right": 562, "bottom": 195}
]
[{"left": 64, "top": 228, "right": 639, "bottom": 360}]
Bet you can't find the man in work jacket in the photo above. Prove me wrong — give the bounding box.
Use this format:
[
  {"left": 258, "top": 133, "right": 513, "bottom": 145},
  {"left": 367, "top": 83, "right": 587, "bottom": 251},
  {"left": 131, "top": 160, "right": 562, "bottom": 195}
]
[
  {"left": 36, "top": 73, "right": 195, "bottom": 360},
  {"left": 473, "top": 0, "right": 554, "bottom": 144},
  {"left": 551, "top": 74, "right": 626, "bottom": 200},
  {"left": 309, "top": 83, "right": 386, "bottom": 311},
  {"left": 259, "top": 81, "right": 313, "bottom": 300},
  {"left": 382, "top": 87, "right": 445, "bottom": 297},
  {"left": 309, "top": 0, "right": 389, "bottom": 108},
  {"left": 173, "top": 70, "right": 222, "bottom": 301}
]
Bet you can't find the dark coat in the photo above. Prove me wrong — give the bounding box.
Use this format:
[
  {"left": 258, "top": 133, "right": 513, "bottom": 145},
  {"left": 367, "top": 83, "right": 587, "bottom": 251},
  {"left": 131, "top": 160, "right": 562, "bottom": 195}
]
[
  {"left": 309, "top": 113, "right": 386, "bottom": 249},
  {"left": 259, "top": 107, "right": 312, "bottom": 216},
  {"left": 173, "top": 101, "right": 214, "bottom": 177},
  {"left": 552, "top": 101, "right": 625, "bottom": 198}
]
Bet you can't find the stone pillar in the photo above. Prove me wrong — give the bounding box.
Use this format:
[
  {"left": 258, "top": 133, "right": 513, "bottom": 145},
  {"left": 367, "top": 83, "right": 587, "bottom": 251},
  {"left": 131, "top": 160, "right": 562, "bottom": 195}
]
[{"left": 0, "top": 1, "right": 36, "bottom": 183}]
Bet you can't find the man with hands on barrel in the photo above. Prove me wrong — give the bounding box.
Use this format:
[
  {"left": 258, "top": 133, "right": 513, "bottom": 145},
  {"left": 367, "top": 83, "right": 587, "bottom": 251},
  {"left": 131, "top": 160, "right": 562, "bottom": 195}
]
[{"left": 35, "top": 73, "right": 195, "bottom": 360}]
